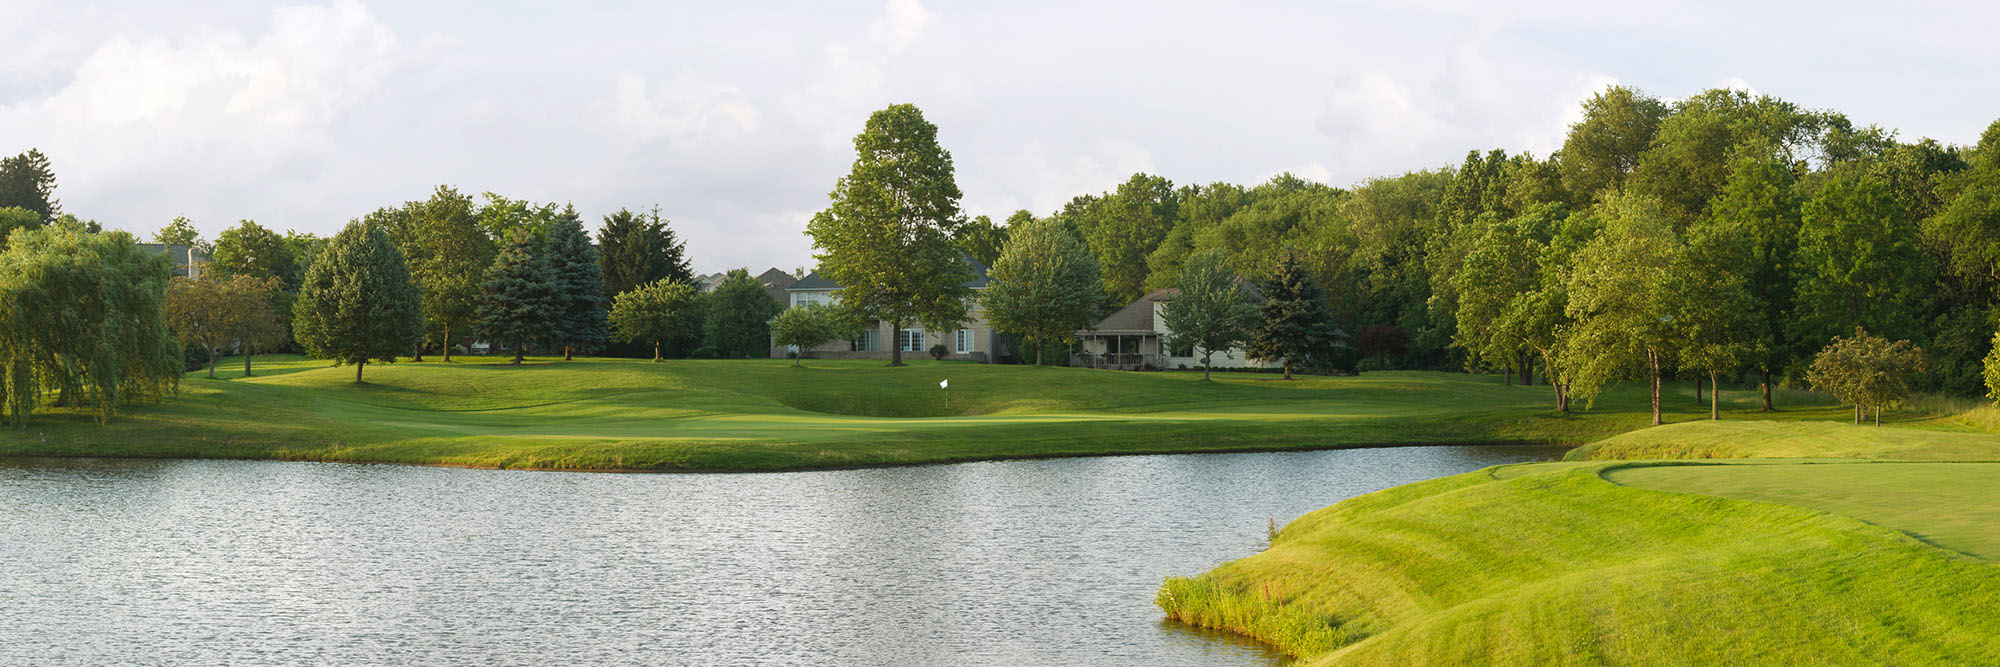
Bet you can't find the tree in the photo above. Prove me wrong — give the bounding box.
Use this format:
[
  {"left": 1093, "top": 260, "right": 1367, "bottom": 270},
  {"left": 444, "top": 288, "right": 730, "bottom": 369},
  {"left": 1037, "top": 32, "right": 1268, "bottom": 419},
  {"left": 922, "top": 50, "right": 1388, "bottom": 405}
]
[
  {"left": 154, "top": 216, "right": 212, "bottom": 254},
  {"left": 1248, "top": 254, "right": 1336, "bottom": 380},
  {"left": 1564, "top": 193, "right": 1681, "bottom": 425},
  {"left": 1160, "top": 250, "right": 1256, "bottom": 381},
  {"left": 1452, "top": 206, "right": 1559, "bottom": 385},
  {"left": 980, "top": 216, "right": 1104, "bottom": 365},
  {"left": 609, "top": 278, "right": 702, "bottom": 362},
  {"left": 597, "top": 206, "right": 692, "bottom": 299},
  {"left": 0, "top": 206, "right": 38, "bottom": 249},
  {"left": 1809, "top": 328, "right": 1925, "bottom": 426},
  {"left": 771, "top": 302, "right": 860, "bottom": 366},
  {"left": 544, "top": 205, "right": 607, "bottom": 360},
  {"left": 1672, "top": 216, "right": 1761, "bottom": 420},
  {"left": 1629, "top": 88, "right": 1825, "bottom": 220},
  {"left": 0, "top": 148, "right": 60, "bottom": 224},
  {"left": 212, "top": 220, "right": 299, "bottom": 289},
  {"left": 956, "top": 214, "right": 1010, "bottom": 267},
  {"left": 405, "top": 186, "right": 493, "bottom": 362},
  {"left": 806, "top": 104, "right": 973, "bottom": 366},
  {"left": 703, "top": 269, "right": 782, "bottom": 358},
  {"left": 475, "top": 230, "right": 559, "bottom": 365},
  {"left": 0, "top": 227, "right": 180, "bottom": 426},
  {"left": 293, "top": 222, "right": 424, "bottom": 383},
  {"left": 166, "top": 276, "right": 276, "bottom": 379},
  {"left": 1077, "top": 173, "right": 1179, "bottom": 304},
  {"left": 1790, "top": 170, "right": 1926, "bottom": 349},
  {"left": 1558, "top": 86, "right": 1669, "bottom": 201},
  {"left": 1707, "top": 157, "right": 1804, "bottom": 411}
]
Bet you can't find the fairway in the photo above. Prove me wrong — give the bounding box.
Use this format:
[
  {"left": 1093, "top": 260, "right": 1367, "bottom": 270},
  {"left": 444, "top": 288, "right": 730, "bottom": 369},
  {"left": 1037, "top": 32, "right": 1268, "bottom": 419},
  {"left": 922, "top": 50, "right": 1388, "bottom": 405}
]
[
  {"left": 1609, "top": 462, "right": 2000, "bottom": 559},
  {"left": 0, "top": 354, "right": 1725, "bottom": 471}
]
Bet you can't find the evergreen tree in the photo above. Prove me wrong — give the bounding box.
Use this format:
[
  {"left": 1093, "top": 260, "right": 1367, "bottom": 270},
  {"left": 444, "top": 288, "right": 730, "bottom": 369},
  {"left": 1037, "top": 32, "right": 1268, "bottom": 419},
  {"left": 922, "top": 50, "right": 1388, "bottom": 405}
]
[
  {"left": 0, "top": 149, "right": 60, "bottom": 224},
  {"left": 476, "top": 230, "right": 559, "bottom": 365},
  {"left": 806, "top": 103, "right": 972, "bottom": 366},
  {"left": 609, "top": 278, "right": 702, "bottom": 362},
  {"left": 703, "top": 269, "right": 781, "bottom": 358},
  {"left": 598, "top": 206, "right": 692, "bottom": 299},
  {"left": 1248, "top": 254, "right": 1336, "bottom": 379},
  {"left": 545, "top": 205, "right": 607, "bottom": 360},
  {"left": 293, "top": 222, "right": 424, "bottom": 383}
]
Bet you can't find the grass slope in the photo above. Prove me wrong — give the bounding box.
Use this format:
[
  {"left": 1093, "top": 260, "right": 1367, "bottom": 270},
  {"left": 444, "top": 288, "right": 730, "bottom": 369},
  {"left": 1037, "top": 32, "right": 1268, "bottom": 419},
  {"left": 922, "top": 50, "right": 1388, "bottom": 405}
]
[
  {"left": 0, "top": 354, "right": 1758, "bottom": 471},
  {"left": 1161, "top": 418, "right": 2000, "bottom": 664}
]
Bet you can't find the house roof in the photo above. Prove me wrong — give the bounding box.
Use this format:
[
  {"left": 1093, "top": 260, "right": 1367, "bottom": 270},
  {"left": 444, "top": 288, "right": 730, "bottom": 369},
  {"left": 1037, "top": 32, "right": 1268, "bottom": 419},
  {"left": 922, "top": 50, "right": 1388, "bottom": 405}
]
[
  {"left": 1083, "top": 280, "right": 1265, "bottom": 334},
  {"left": 757, "top": 268, "right": 797, "bottom": 304},
  {"left": 787, "top": 254, "right": 990, "bottom": 291}
]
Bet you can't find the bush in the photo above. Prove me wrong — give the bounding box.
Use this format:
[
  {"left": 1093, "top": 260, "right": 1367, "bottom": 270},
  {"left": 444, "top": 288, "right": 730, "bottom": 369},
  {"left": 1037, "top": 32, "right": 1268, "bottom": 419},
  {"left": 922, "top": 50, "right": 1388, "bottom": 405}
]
[
  {"left": 929, "top": 343, "right": 950, "bottom": 360},
  {"left": 690, "top": 346, "right": 717, "bottom": 359}
]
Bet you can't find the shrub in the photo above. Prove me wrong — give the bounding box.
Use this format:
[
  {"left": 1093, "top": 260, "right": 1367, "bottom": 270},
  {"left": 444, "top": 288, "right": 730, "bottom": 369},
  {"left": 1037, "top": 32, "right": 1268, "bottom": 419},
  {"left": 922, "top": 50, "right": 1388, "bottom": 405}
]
[
  {"left": 929, "top": 343, "right": 950, "bottom": 360},
  {"left": 690, "top": 346, "right": 717, "bottom": 359}
]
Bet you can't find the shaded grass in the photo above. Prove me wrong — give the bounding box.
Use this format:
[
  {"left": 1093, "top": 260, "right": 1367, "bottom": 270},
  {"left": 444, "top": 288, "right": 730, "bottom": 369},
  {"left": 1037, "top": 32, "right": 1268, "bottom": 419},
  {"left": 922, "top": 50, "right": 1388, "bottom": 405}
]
[
  {"left": 1567, "top": 419, "right": 2000, "bottom": 462},
  {"left": 0, "top": 354, "right": 1848, "bottom": 472}
]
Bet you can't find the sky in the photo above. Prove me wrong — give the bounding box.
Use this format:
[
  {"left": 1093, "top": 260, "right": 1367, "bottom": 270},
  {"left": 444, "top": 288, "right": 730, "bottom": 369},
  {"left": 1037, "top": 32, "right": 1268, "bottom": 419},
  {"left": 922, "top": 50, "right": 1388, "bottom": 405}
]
[{"left": 4, "top": 1, "right": 1996, "bottom": 274}]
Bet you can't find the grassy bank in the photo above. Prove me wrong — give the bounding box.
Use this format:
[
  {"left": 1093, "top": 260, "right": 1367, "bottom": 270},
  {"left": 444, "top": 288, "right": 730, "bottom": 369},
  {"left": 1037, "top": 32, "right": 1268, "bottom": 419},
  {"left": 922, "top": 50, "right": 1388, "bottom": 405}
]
[
  {"left": 0, "top": 354, "right": 1841, "bottom": 472},
  {"left": 1159, "top": 419, "right": 2000, "bottom": 664}
]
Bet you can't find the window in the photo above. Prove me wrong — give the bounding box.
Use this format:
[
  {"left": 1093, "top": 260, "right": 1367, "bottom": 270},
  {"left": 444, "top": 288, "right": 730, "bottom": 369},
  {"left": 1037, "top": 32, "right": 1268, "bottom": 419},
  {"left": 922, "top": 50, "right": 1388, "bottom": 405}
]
[
  {"left": 793, "top": 292, "right": 824, "bottom": 308},
  {"left": 1169, "top": 337, "right": 1194, "bottom": 358},
  {"left": 956, "top": 329, "right": 975, "bottom": 353},
  {"left": 851, "top": 329, "right": 876, "bottom": 351},
  {"left": 898, "top": 329, "right": 927, "bottom": 352}
]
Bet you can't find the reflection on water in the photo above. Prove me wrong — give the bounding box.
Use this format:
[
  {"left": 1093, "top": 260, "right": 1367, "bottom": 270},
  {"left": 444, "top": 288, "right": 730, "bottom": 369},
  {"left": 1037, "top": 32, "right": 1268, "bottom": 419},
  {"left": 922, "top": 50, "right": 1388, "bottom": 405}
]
[{"left": 0, "top": 445, "right": 1562, "bottom": 665}]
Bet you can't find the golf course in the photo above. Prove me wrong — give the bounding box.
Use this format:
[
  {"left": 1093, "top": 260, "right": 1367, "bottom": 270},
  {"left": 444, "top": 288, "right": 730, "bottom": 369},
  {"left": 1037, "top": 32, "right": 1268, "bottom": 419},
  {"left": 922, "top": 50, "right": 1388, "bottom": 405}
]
[
  {"left": 0, "top": 353, "right": 1775, "bottom": 472},
  {"left": 1158, "top": 417, "right": 2000, "bottom": 664}
]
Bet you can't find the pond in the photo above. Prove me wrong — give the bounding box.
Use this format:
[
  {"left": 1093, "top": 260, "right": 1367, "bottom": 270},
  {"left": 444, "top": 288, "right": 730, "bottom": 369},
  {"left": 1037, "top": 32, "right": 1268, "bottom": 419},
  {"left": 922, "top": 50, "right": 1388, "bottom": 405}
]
[{"left": 0, "top": 445, "right": 1563, "bottom": 665}]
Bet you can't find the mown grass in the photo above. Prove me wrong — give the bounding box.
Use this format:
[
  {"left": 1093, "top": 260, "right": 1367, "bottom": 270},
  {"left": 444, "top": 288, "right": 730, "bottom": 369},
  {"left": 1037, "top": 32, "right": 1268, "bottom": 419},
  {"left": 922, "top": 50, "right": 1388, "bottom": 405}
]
[
  {"left": 0, "top": 353, "right": 1848, "bottom": 472},
  {"left": 1160, "top": 414, "right": 2000, "bottom": 664}
]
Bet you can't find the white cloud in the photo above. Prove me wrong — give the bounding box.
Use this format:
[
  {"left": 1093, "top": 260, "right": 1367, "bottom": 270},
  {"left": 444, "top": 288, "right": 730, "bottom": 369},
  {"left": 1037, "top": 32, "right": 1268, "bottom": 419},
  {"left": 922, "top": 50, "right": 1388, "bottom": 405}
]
[
  {"left": 867, "top": 0, "right": 931, "bottom": 53},
  {"left": 603, "top": 71, "right": 762, "bottom": 142}
]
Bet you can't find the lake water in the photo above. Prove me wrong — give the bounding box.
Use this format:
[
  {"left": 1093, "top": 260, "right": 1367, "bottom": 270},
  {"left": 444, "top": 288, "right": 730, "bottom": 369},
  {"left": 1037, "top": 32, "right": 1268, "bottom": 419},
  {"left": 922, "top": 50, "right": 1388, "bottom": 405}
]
[{"left": 0, "top": 446, "right": 1563, "bottom": 666}]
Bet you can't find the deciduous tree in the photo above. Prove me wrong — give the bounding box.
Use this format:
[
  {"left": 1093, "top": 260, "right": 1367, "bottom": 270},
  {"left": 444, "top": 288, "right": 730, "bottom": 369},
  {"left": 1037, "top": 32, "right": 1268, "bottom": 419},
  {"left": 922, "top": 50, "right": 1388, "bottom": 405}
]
[
  {"left": 293, "top": 222, "right": 423, "bottom": 383},
  {"left": 980, "top": 216, "right": 1104, "bottom": 365},
  {"left": 609, "top": 278, "right": 702, "bottom": 362},
  {"left": 806, "top": 103, "right": 972, "bottom": 366},
  {"left": 1564, "top": 193, "right": 1681, "bottom": 425},
  {"left": 1160, "top": 250, "right": 1256, "bottom": 381},
  {"left": 1809, "top": 328, "right": 1925, "bottom": 426},
  {"left": 0, "top": 227, "right": 180, "bottom": 425},
  {"left": 703, "top": 269, "right": 781, "bottom": 358},
  {"left": 770, "top": 302, "right": 860, "bottom": 366},
  {"left": 212, "top": 220, "right": 299, "bottom": 289}
]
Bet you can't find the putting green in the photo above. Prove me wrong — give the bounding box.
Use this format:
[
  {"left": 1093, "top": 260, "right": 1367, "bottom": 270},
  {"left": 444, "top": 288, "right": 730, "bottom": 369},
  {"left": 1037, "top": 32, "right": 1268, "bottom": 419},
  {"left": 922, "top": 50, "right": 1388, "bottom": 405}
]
[{"left": 1609, "top": 462, "right": 2000, "bottom": 560}]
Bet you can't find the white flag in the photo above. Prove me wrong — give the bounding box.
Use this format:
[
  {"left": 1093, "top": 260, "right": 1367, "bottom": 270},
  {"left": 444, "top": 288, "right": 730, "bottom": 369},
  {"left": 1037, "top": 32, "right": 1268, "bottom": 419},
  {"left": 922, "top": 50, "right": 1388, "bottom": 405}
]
[{"left": 939, "top": 379, "right": 949, "bottom": 389}]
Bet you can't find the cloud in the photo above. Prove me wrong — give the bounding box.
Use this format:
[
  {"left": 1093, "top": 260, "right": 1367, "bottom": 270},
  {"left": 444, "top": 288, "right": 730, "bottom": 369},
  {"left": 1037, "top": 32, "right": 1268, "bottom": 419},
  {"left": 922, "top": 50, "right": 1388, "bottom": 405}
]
[
  {"left": 602, "top": 71, "right": 762, "bottom": 142},
  {"left": 867, "top": 0, "right": 931, "bottom": 53}
]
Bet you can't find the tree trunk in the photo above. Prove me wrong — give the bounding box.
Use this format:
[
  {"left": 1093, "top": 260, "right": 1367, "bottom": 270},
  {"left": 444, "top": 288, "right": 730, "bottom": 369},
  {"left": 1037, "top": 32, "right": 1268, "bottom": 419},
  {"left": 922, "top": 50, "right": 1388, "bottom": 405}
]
[
  {"left": 564, "top": 345, "right": 573, "bottom": 362},
  {"left": 1709, "top": 372, "right": 1719, "bottom": 421},
  {"left": 513, "top": 345, "right": 524, "bottom": 365},
  {"left": 412, "top": 341, "right": 423, "bottom": 363},
  {"left": 890, "top": 322, "right": 904, "bottom": 367},
  {"left": 206, "top": 341, "right": 218, "bottom": 379},
  {"left": 1504, "top": 366, "right": 1512, "bottom": 386},
  {"left": 1282, "top": 360, "right": 1292, "bottom": 381},
  {"left": 1203, "top": 351, "right": 1213, "bottom": 381},
  {"left": 1519, "top": 357, "right": 1532, "bottom": 386},
  {"left": 243, "top": 341, "right": 253, "bottom": 378},
  {"left": 355, "top": 361, "right": 365, "bottom": 384},
  {"left": 1854, "top": 404, "right": 1861, "bottom": 425},
  {"left": 1760, "top": 369, "right": 1773, "bottom": 411},
  {"left": 652, "top": 340, "right": 661, "bottom": 362},
  {"left": 1647, "top": 349, "right": 1661, "bottom": 426},
  {"left": 440, "top": 327, "right": 452, "bottom": 363},
  {"left": 1874, "top": 406, "right": 1881, "bottom": 427}
]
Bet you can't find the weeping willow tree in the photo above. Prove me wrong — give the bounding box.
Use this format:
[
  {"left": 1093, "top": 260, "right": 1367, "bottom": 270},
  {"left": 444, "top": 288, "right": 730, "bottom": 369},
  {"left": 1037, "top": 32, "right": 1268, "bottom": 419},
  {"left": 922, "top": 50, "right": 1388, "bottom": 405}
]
[{"left": 0, "top": 227, "right": 182, "bottom": 426}]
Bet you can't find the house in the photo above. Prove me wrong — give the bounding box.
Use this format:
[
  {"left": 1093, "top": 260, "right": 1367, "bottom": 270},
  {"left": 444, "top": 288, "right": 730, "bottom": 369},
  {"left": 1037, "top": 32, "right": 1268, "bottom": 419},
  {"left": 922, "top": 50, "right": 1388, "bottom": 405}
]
[
  {"left": 135, "top": 243, "right": 211, "bottom": 280},
  {"left": 775, "top": 257, "right": 1008, "bottom": 363},
  {"left": 754, "top": 268, "right": 797, "bottom": 305},
  {"left": 1072, "top": 283, "right": 1280, "bottom": 371}
]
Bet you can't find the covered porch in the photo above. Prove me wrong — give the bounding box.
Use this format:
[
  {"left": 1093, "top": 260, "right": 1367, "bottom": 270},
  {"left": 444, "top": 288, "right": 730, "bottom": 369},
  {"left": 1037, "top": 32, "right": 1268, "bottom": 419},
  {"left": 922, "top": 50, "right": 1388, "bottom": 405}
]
[{"left": 1072, "top": 331, "right": 1164, "bottom": 371}]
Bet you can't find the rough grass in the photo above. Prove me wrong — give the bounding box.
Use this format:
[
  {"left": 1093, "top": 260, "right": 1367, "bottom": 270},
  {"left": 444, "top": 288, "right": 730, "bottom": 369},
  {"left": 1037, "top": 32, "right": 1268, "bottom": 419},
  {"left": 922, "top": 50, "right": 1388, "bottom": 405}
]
[
  {"left": 1161, "top": 411, "right": 2000, "bottom": 664},
  {"left": 0, "top": 354, "right": 1829, "bottom": 472}
]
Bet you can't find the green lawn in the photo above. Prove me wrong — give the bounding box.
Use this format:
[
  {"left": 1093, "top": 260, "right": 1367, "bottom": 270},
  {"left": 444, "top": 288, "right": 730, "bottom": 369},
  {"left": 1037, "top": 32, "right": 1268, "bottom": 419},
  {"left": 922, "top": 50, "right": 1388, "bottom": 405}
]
[
  {"left": 1159, "top": 418, "right": 2000, "bottom": 664},
  {"left": 1610, "top": 462, "right": 2000, "bottom": 560},
  {"left": 0, "top": 353, "right": 1824, "bottom": 471}
]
